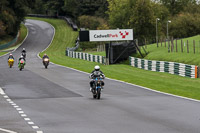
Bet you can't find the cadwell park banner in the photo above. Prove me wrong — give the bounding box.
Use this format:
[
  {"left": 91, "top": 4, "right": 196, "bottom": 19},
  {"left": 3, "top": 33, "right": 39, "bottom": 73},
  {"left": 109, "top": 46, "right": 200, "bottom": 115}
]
[{"left": 89, "top": 29, "right": 133, "bottom": 42}]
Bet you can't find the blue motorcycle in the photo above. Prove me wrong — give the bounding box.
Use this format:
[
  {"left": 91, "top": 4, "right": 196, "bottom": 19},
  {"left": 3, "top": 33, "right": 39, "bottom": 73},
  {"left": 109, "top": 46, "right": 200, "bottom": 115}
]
[{"left": 92, "top": 77, "right": 103, "bottom": 99}]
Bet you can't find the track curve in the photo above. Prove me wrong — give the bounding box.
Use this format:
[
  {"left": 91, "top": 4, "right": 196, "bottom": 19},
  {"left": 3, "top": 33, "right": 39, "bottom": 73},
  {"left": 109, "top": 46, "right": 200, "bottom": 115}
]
[{"left": 0, "top": 19, "right": 200, "bottom": 133}]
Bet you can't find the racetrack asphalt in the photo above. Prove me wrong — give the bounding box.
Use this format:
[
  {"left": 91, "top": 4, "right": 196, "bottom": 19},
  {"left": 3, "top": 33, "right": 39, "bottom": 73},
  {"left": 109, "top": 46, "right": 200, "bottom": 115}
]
[{"left": 0, "top": 19, "right": 200, "bottom": 133}]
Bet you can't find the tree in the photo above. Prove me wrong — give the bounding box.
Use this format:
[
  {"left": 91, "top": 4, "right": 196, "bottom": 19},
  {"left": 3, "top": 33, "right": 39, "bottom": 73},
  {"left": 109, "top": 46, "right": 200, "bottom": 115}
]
[
  {"left": 129, "top": 0, "right": 156, "bottom": 41},
  {"left": 0, "top": 0, "right": 35, "bottom": 37},
  {"left": 159, "top": 0, "right": 198, "bottom": 15}
]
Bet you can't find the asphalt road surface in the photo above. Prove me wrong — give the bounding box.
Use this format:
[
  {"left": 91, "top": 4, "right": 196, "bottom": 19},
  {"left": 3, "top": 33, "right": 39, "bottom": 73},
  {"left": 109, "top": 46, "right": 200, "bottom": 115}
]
[{"left": 0, "top": 19, "right": 200, "bottom": 133}]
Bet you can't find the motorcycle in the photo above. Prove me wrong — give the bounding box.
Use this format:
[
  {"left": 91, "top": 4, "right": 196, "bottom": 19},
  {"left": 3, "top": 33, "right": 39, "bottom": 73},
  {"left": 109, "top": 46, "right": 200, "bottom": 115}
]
[
  {"left": 43, "top": 58, "right": 49, "bottom": 69},
  {"left": 92, "top": 77, "right": 103, "bottom": 99},
  {"left": 18, "top": 59, "right": 25, "bottom": 71},
  {"left": 8, "top": 58, "right": 14, "bottom": 68},
  {"left": 22, "top": 52, "right": 26, "bottom": 59}
]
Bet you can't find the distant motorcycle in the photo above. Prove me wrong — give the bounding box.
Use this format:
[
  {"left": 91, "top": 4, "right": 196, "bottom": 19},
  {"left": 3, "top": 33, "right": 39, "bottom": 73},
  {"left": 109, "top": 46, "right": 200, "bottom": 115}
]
[
  {"left": 18, "top": 59, "right": 25, "bottom": 71},
  {"left": 22, "top": 52, "right": 26, "bottom": 59},
  {"left": 43, "top": 58, "right": 49, "bottom": 69},
  {"left": 92, "top": 77, "right": 103, "bottom": 99},
  {"left": 8, "top": 58, "right": 14, "bottom": 68}
]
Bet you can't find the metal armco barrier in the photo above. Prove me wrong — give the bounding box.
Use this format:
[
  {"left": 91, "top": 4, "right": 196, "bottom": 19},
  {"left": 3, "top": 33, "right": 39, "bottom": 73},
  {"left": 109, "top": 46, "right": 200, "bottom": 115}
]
[
  {"left": 66, "top": 50, "right": 106, "bottom": 64},
  {"left": 129, "top": 56, "right": 198, "bottom": 78},
  {"left": 0, "top": 33, "right": 19, "bottom": 50}
]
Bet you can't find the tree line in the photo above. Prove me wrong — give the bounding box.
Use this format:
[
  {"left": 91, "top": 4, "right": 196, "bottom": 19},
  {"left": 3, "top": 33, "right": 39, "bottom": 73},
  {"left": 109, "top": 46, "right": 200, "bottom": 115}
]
[
  {"left": 1, "top": 0, "right": 200, "bottom": 42},
  {"left": 0, "top": 0, "right": 34, "bottom": 37}
]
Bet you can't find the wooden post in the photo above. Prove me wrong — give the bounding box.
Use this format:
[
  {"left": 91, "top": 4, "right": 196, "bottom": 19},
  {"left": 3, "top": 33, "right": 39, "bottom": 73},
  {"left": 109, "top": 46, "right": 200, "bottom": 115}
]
[
  {"left": 176, "top": 39, "right": 178, "bottom": 52},
  {"left": 193, "top": 40, "right": 195, "bottom": 54},
  {"left": 171, "top": 39, "right": 173, "bottom": 52},
  {"left": 145, "top": 39, "right": 147, "bottom": 49},
  {"left": 168, "top": 40, "right": 170, "bottom": 53},
  {"left": 187, "top": 40, "right": 189, "bottom": 53},
  {"left": 165, "top": 39, "right": 166, "bottom": 47},
  {"left": 161, "top": 38, "right": 162, "bottom": 47},
  {"left": 181, "top": 40, "right": 183, "bottom": 53}
]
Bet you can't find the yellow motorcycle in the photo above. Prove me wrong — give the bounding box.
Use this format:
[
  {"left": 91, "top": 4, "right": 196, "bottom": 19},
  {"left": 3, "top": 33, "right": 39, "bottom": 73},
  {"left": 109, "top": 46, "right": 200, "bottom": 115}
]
[{"left": 8, "top": 58, "right": 14, "bottom": 68}]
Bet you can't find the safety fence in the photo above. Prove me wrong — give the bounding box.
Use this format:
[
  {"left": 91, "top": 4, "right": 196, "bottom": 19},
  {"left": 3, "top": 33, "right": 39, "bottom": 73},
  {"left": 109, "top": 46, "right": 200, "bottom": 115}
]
[
  {"left": 66, "top": 50, "right": 106, "bottom": 64},
  {"left": 129, "top": 56, "right": 198, "bottom": 78},
  {"left": 0, "top": 33, "right": 19, "bottom": 50}
]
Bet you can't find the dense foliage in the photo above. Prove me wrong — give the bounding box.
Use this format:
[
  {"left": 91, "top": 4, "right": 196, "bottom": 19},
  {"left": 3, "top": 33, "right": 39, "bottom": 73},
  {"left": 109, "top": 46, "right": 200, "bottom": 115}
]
[
  {"left": 0, "top": 0, "right": 34, "bottom": 37},
  {"left": 1, "top": 0, "right": 200, "bottom": 41}
]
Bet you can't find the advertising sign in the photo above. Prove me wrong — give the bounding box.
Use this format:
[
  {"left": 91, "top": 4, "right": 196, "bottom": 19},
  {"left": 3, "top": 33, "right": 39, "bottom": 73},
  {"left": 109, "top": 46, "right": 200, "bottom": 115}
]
[{"left": 89, "top": 29, "right": 133, "bottom": 42}]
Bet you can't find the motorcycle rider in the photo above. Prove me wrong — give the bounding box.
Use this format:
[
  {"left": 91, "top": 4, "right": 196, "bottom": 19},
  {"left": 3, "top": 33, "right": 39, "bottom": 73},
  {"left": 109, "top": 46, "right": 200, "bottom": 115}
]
[
  {"left": 89, "top": 65, "right": 105, "bottom": 91},
  {"left": 8, "top": 54, "right": 14, "bottom": 60},
  {"left": 18, "top": 55, "right": 26, "bottom": 63},
  {"left": 42, "top": 53, "right": 49, "bottom": 64},
  {"left": 21, "top": 48, "right": 26, "bottom": 58},
  {"left": 42, "top": 53, "right": 49, "bottom": 60},
  {"left": 22, "top": 48, "right": 26, "bottom": 54}
]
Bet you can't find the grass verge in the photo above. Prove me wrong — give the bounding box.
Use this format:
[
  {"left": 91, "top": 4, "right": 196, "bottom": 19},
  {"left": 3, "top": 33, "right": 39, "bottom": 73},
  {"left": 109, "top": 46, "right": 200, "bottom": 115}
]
[
  {"left": 28, "top": 17, "right": 200, "bottom": 100},
  {"left": 0, "top": 24, "right": 27, "bottom": 56},
  {"left": 142, "top": 35, "right": 200, "bottom": 65}
]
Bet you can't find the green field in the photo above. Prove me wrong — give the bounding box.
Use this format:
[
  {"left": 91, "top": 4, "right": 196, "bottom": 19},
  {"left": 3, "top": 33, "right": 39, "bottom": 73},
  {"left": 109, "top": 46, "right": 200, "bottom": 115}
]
[
  {"left": 142, "top": 35, "right": 200, "bottom": 66},
  {"left": 0, "top": 24, "right": 27, "bottom": 56},
  {"left": 27, "top": 17, "right": 200, "bottom": 100}
]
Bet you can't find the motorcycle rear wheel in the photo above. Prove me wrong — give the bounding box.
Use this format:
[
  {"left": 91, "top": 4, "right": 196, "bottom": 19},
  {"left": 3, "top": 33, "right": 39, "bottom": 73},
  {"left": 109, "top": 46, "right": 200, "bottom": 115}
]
[{"left": 93, "top": 94, "right": 97, "bottom": 99}]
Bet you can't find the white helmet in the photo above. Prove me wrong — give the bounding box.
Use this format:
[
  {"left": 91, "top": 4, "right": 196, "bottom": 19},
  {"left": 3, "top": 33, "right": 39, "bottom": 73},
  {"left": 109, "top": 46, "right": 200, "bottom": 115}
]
[
  {"left": 21, "top": 55, "right": 23, "bottom": 58},
  {"left": 23, "top": 48, "right": 25, "bottom": 50},
  {"left": 94, "top": 65, "right": 100, "bottom": 71}
]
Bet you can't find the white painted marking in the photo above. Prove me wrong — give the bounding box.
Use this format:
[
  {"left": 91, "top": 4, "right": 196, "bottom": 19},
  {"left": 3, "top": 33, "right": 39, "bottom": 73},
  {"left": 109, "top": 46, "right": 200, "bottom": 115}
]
[
  {"left": 16, "top": 108, "right": 22, "bottom": 111},
  {"left": 37, "top": 131, "right": 43, "bottom": 133},
  {"left": 28, "top": 121, "right": 34, "bottom": 125},
  {"left": 0, "top": 128, "right": 17, "bottom": 133},
  {"left": 11, "top": 103, "right": 16, "bottom": 106},
  {"left": 9, "top": 101, "right": 14, "bottom": 104},
  {"left": 18, "top": 111, "right": 24, "bottom": 114},
  {"left": 6, "top": 99, "right": 11, "bottom": 102},
  {"left": 14, "top": 106, "right": 19, "bottom": 108},
  {"left": 32, "top": 126, "right": 39, "bottom": 129},
  {"left": 21, "top": 114, "right": 27, "bottom": 117},
  {"left": 24, "top": 118, "right": 30, "bottom": 121},
  {"left": 3, "top": 95, "right": 9, "bottom": 98},
  {"left": 0, "top": 87, "right": 5, "bottom": 95}
]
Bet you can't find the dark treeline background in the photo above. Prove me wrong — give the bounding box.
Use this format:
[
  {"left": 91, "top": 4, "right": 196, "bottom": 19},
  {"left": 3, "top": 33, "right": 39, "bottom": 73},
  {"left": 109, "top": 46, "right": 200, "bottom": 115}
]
[{"left": 1, "top": 0, "right": 200, "bottom": 42}]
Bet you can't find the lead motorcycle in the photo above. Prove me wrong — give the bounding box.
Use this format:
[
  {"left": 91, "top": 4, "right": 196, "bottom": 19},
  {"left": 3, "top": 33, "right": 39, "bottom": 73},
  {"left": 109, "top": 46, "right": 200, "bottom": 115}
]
[
  {"left": 91, "top": 77, "right": 103, "bottom": 99},
  {"left": 43, "top": 58, "right": 49, "bottom": 69}
]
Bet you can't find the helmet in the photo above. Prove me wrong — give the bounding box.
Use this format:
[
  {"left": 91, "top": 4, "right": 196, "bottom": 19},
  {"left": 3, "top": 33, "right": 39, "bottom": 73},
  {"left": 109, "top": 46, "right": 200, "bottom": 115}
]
[
  {"left": 21, "top": 55, "right": 23, "bottom": 58},
  {"left": 94, "top": 65, "right": 100, "bottom": 71},
  {"left": 10, "top": 54, "right": 12, "bottom": 56},
  {"left": 44, "top": 53, "right": 47, "bottom": 56},
  {"left": 23, "top": 48, "right": 25, "bottom": 50}
]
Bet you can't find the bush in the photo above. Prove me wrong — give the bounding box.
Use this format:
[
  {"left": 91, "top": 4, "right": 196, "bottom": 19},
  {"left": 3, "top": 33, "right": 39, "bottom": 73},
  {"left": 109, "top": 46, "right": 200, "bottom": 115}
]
[
  {"left": 78, "top": 15, "right": 108, "bottom": 30},
  {"left": 170, "top": 13, "right": 200, "bottom": 38}
]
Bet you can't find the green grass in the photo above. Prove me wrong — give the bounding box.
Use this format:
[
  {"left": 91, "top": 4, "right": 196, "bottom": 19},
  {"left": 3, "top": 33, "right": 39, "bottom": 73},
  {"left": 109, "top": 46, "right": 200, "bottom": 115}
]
[
  {"left": 143, "top": 35, "right": 200, "bottom": 65},
  {"left": 0, "top": 51, "right": 7, "bottom": 56},
  {"left": 87, "top": 51, "right": 106, "bottom": 56},
  {"left": 0, "top": 36, "right": 13, "bottom": 45},
  {"left": 0, "top": 24, "right": 27, "bottom": 56},
  {"left": 28, "top": 17, "right": 200, "bottom": 100}
]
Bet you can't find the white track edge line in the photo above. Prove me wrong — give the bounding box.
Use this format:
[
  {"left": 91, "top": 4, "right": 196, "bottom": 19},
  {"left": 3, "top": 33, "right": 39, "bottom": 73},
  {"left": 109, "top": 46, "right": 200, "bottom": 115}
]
[
  {"left": 34, "top": 20, "right": 200, "bottom": 104},
  {"left": 0, "top": 128, "right": 17, "bottom": 133}
]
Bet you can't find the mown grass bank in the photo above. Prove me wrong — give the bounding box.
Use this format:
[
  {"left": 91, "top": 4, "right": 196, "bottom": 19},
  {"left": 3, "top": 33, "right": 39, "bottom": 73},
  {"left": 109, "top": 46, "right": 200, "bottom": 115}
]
[
  {"left": 28, "top": 17, "right": 200, "bottom": 100},
  {"left": 0, "top": 24, "right": 27, "bottom": 56},
  {"left": 143, "top": 35, "right": 200, "bottom": 66}
]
